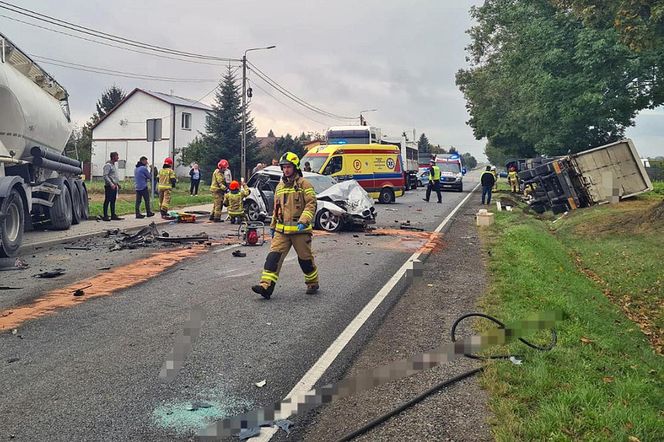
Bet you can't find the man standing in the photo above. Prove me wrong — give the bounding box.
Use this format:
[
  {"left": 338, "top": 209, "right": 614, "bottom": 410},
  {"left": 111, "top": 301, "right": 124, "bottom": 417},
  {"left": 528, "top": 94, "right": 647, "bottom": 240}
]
[
  {"left": 252, "top": 152, "right": 319, "bottom": 300},
  {"left": 481, "top": 165, "right": 496, "bottom": 205},
  {"left": 209, "top": 159, "right": 229, "bottom": 222},
  {"left": 158, "top": 157, "right": 177, "bottom": 217},
  {"left": 134, "top": 156, "right": 155, "bottom": 218},
  {"left": 102, "top": 151, "right": 123, "bottom": 221},
  {"left": 508, "top": 166, "right": 519, "bottom": 193},
  {"left": 423, "top": 159, "right": 442, "bottom": 203}
]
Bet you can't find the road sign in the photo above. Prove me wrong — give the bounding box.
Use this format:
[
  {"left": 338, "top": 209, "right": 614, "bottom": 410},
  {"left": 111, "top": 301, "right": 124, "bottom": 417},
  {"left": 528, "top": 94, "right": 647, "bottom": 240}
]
[{"left": 146, "top": 119, "right": 162, "bottom": 142}]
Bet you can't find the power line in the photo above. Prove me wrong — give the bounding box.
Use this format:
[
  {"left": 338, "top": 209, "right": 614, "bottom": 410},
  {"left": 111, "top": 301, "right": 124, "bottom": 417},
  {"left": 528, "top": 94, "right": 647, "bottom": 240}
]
[
  {"left": 247, "top": 61, "right": 357, "bottom": 121},
  {"left": 0, "top": 13, "right": 232, "bottom": 67},
  {"left": 30, "top": 54, "right": 222, "bottom": 83},
  {"left": 0, "top": 1, "right": 239, "bottom": 62}
]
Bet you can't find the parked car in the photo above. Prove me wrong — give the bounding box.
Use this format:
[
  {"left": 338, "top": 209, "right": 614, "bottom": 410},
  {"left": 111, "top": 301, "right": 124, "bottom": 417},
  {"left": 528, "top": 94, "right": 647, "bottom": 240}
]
[
  {"left": 244, "top": 166, "right": 377, "bottom": 232},
  {"left": 499, "top": 170, "right": 508, "bottom": 178},
  {"left": 417, "top": 169, "right": 430, "bottom": 187}
]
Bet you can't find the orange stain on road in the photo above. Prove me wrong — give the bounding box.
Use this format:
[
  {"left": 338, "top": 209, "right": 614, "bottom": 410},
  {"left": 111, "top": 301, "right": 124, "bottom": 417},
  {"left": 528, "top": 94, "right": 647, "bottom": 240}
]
[
  {"left": 366, "top": 228, "right": 446, "bottom": 254},
  {"left": 0, "top": 246, "right": 208, "bottom": 331}
]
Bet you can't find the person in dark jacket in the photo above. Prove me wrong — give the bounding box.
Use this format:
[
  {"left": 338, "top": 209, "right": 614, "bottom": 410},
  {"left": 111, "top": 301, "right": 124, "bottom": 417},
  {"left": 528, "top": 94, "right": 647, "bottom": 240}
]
[
  {"left": 134, "top": 156, "right": 155, "bottom": 218},
  {"left": 480, "top": 165, "right": 497, "bottom": 205},
  {"left": 189, "top": 162, "right": 201, "bottom": 196}
]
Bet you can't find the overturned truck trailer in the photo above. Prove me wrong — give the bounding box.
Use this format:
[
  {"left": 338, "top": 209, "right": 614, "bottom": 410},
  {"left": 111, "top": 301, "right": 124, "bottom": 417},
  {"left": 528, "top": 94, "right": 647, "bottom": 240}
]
[{"left": 519, "top": 139, "right": 653, "bottom": 214}]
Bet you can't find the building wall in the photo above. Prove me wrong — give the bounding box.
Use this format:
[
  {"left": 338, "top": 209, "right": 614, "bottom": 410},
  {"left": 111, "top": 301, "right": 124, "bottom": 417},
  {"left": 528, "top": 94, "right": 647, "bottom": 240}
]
[{"left": 172, "top": 105, "right": 209, "bottom": 176}]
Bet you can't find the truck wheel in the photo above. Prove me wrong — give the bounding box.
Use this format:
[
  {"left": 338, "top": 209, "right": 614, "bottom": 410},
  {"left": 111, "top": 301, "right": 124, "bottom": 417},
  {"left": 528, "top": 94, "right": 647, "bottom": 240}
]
[
  {"left": 75, "top": 180, "right": 89, "bottom": 220},
  {"left": 315, "top": 209, "right": 343, "bottom": 232},
  {"left": 47, "top": 179, "right": 73, "bottom": 230},
  {"left": 69, "top": 180, "right": 82, "bottom": 225},
  {"left": 379, "top": 188, "right": 394, "bottom": 204},
  {"left": 0, "top": 189, "right": 25, "bottom": 258}
]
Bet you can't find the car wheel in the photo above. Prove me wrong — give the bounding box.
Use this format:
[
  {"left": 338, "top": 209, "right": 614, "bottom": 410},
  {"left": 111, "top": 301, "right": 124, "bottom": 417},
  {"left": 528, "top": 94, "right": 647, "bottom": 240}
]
[
  {"left": 417, "top": 180, "right": 422, "bottom": 187},
  {"left": 245, "top": 200, "right": 260, "bottom": 221},
  {"left": 315, "top": 209, "right": 343, "bottom": 232},
  {"left": 379, "top": 188, "right": 394, "bottom": 204}
]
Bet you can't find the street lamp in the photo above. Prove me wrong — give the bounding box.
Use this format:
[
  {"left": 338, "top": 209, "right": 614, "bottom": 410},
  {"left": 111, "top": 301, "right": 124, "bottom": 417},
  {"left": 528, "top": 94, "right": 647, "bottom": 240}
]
[
  {"left": 359, "top": 108, "right": 377, "bottom": 126},
  {"left": 242, "top": 45, "right": 276, "bottom": 179}
]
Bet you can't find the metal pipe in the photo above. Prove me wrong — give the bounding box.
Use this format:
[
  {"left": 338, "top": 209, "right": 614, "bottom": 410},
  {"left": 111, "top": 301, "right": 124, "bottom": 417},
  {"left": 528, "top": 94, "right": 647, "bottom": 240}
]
[
  {"left": 30, "top": 146, "right": 81, "bottom": 168},
  {"left": 32, "top": 156, "right": 82, "bottom": 174},
  {"left": 0, "top": 156, "right": 28, "bottom": 165}
]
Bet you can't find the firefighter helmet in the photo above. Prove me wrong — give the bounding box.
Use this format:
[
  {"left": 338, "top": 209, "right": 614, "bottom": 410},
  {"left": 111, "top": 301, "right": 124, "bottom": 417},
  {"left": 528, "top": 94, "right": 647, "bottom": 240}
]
[
  {"left": 163, "top": 157, "right": 174, "bottom": 166},
  {"left": 218, "top": 159, "right": 229, "bottom": 169},
  {"left": 229, "top": 180, "right": 240, "bottom": 191},
  {"left": 279, "top": 152, "right": 301, "bottom": 172}
]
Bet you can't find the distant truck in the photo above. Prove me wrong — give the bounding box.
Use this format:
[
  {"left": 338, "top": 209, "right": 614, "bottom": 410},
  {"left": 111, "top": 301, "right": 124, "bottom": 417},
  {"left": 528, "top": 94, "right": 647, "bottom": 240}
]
[
  {"left": 518, "top": 139, "right": 652, "bottom": 214},
  {"left": 325, "top": 125, "right": 419, "bottom": 191},
  {"left": 0, "top": 32, "right": 88, "bottom": 257}
]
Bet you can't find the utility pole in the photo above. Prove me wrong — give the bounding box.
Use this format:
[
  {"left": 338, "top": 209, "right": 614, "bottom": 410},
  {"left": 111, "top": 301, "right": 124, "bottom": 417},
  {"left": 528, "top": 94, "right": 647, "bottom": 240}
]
[{"left": 241, "top": 45, "right": 276, "bottom": 180}]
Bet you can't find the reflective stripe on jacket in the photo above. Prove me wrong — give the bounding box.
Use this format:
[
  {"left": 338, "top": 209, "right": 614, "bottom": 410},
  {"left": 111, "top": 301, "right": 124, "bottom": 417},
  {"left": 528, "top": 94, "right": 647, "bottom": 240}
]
[
  {"left": 158, "top": 168, "right": 176, "bottom": 190},
  {"left": 223, "top": 186, "right": 251, "bottom": 216},
  {"left": 271, "top": 175, "right": 317, "bottom": 234},
  {"left": 210, "top": 169, "right": 227, "bottom": 192},
  {"left": 430, "top": 165, "right": 441, "bottom": 181}
]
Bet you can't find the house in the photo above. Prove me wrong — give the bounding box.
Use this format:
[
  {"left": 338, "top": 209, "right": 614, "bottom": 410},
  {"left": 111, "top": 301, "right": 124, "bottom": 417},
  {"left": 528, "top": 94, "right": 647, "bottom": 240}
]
[
  {"left": 91, "top": 88, "right": 212, "bottom": 178},
  {"left": 304, "top": 139, "right": 324, "bottom": 151}
]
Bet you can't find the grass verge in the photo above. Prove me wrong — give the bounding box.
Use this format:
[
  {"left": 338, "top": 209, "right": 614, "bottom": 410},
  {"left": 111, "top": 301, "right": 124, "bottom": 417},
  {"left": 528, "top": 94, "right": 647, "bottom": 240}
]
[
  {"left": 478, "top": 189, "right": 663, "bottom": 441},
  {"left": 88, "top": 186, "right": 213, "bottom": 217}
]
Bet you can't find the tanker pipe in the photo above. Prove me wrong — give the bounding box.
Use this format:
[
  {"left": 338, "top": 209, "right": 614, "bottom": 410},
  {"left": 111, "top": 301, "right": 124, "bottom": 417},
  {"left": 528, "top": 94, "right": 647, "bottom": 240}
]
[
  {"left": 32, "top": 156, "right": 82, "bottom": 175},
  {"left": 31, "top": 146, "right": 82, "bottom": 168}
]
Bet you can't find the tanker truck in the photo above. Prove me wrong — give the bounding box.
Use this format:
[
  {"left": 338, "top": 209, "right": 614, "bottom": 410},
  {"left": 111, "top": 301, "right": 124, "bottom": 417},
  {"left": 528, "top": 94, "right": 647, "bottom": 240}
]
[{"left": 0, "top": 32, "right": 89, "bottom": 257}]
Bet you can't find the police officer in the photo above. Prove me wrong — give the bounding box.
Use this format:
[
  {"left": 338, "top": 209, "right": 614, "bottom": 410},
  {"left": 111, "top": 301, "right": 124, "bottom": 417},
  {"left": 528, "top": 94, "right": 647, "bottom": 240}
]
[
  {"left": 252, "top": 152, "right": 319, "bottom": 300},
  {"left": 209, "top": 159, "right": 229, "bottom": 222},
  {"left": 423, "top": 159, "right": 442, "bottom": 203}
]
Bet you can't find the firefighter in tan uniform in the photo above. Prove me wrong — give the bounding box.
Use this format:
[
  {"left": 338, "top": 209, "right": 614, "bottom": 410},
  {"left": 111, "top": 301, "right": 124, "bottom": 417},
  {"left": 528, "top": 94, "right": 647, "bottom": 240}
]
[
  {"left": 158, "top": 157, "right": 177, "bottom": 217},
  {"left": 223, "top": 180, "right": 251, "bottom": 224},
  {"left": 252, "top": 152, "right": 319, "bottom": 299},
  {"left": 209, "top": 159, "right": 229, "bottom": 222}
]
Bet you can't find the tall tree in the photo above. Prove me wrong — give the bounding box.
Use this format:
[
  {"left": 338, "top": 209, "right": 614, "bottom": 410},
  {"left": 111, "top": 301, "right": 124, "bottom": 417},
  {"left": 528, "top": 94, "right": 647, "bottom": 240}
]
[
  {"left": 456, "top": 0, "right": 659, "bottom": 158},
  {"left": 202, "top": 66, "right": 259, "bottom": 178},
  {"left": 95, "top": 85, "right": 126, "bottom": 120},
  {"left": 417, "top": 133, "right": 431, "bottom": 153},
  {"left": 461, "top": 152, "right": 478, "bottom": 169},
  {"left": 267, "top": 129, "right": 276, "bottom": 138}
]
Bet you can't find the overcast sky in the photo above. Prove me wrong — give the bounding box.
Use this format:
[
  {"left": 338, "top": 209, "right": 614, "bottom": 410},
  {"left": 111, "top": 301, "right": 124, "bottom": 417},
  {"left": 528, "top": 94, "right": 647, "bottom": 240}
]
[{"left": 3, "top": 0, "right": 662, "bottom": 160}]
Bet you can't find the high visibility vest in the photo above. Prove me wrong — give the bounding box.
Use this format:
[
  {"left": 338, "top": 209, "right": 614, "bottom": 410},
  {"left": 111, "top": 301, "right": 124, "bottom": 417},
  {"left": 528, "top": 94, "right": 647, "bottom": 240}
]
[
  {"left": 210, "top": 169, "right": 227, "bottom": 192},
  {"left": 430, "top": 165, "right": 441, "bottom": 181},
  {"left": 271, "top": 176, "right": 317, "bottom": 234},
  {"left": 508, "top": 171, "right": 518, "bottom": 183},
  {"left": 158, "top": 168, "right": 176, "bottom": 190}
]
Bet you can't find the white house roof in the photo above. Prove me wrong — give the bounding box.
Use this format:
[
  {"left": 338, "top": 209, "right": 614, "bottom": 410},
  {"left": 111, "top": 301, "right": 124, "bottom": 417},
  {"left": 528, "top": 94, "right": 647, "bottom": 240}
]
[{"left": 143, "top": 90, "right": 213, "bottom": 111}]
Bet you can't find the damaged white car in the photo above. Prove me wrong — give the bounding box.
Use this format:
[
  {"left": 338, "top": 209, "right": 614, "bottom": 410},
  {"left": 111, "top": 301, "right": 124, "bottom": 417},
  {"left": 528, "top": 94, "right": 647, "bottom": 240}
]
[{"left": 244, "top": 166, "right": 377, "bottom": 232}]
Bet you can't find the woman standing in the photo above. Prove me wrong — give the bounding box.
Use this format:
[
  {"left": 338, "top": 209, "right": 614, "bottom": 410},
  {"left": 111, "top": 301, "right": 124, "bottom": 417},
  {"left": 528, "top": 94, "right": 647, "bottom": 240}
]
[{"left": 189, "top": 162, "right": 201, "bottom": 196}]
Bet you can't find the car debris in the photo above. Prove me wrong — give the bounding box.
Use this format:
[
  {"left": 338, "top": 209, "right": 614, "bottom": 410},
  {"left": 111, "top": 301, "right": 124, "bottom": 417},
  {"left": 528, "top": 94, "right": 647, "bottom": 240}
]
[
  {"left": 232, "top": 250, "right": 247, "bottom": 257},
  {"left": 34, "top": 269, "right": 65, "bottom": 278},
  {"left": 255, "top": 379, "right": 267, "bottom": 388},
  {"left": 188, "top": 401, "right": 213, "bottom": 411},
  {"left": 155, "top": 233, "right": 209, "bottom": 243},
  {"left": 400, "top": 224, "right": 425, "bottom": 231},
  {"left": 7, "top": 357, "right": 20, "bottom": 363},
  {"left": 64, "top": 246, "right": 92, "bottom": 251},
  {"left": 0, "top": 286, "right": 21, "bottom": 290}
]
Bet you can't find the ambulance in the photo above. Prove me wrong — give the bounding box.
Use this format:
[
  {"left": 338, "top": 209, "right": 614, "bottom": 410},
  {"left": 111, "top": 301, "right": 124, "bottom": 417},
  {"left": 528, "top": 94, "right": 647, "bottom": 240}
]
[{"left": 302, "top": 144, "right": 405, "bottom": 203}]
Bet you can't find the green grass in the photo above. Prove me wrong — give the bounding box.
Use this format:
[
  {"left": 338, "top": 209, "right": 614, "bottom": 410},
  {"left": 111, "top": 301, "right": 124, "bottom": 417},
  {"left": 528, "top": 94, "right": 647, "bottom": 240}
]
[{"left": 478, "top": 196, "right": 663, "bottom": 441}]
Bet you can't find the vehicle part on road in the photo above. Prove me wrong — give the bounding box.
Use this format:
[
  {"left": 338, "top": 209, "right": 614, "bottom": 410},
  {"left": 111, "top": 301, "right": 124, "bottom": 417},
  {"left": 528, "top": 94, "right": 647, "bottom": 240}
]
[
  {"left": 64, "top": 246, "right": 92, "bottom": 251},
  {"left": 197, "top": 313, "right": 559, "bottom": 439},
  {"left": 155, "top": 233, "right": 209, "bottom": 243},
  {"left": 255, "top": 380, "right": 267, "bottom": 388},
  {"left": 34, "top": 269, "right": 65, "bottom": 278},
  {"left": 336, "top": 313, "right": 557, "bottom": 442},
  {"left": 0, "top": 286, "right": 21, "bottom": 290},
  {"left": 399, "top": 224, "right": 425, "bottom": 231},
  {"left": 232, "top": 250, "right": 247, "bottom": 257}
]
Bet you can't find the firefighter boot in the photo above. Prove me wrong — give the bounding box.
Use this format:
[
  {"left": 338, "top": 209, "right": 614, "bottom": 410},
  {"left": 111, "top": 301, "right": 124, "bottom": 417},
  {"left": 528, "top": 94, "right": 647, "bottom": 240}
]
[
  {"left": 160, "top": 209, "right": 168, "bottom": 218},
  {"left": 306, "top": 284, "right": 319, "bottom": 295},
  {"left": 251, "top": 282, "right": 275, "bottom": 300}
]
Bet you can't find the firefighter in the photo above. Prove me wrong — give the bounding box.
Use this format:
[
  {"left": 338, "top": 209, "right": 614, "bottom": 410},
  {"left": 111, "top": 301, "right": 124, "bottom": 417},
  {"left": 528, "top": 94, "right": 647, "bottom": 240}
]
[
  {"left": 423, "top": 159, "right": 442, "bottom": 203},
  {"left": 491, "top": 165, "right": 498, "bottom": 191},
  {"left": 224, "top": 180, "right": 251, "bottom": 224},
  {"left": 251, "top": 152, "right": 319, "bottom": 300},
  {"left": 508, "top": 166, "right": 519, "bottom": 193},
  {"left": 158, "top": 157, "right": 177, "bottom": 217},
  {"left": 209, "top": 159, "right": 229, "bottom": 222}
]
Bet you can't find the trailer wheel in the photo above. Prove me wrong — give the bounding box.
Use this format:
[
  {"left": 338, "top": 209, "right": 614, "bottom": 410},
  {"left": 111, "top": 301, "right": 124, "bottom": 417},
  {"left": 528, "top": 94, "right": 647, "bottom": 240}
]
[
  {"left": 75, "top": 180, "right": 89, "bottom": 220},
  {"left": 47, "top": 178, "right": 73, "bottom": 230},
  {"left": 0, "top": 188, "right": 25, "bottom": 258},
  {"left": 69, "top": 180, "right": 82, "bottom": 225}
]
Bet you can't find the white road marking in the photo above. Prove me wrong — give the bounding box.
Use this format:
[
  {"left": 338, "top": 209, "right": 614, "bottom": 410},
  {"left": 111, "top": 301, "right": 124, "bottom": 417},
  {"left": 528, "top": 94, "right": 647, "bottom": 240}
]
[{"left": 254, "top": 183, "right": 481, "bottom": 440}]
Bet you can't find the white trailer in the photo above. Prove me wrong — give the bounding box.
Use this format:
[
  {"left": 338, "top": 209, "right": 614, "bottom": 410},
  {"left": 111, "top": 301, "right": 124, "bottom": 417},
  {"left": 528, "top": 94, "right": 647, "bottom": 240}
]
[{"left": 0, "top": 32, "right": 89, "bottom": 257}]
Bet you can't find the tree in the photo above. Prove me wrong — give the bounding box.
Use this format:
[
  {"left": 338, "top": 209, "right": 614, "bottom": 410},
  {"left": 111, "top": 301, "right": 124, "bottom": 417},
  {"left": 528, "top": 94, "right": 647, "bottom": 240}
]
[
  {"left": 64, "top": 125, "right": 92, "bottom": 163},
  {"left": 95, "top": 85, "right": 126, "bottom": 120},
  {"left": 202, "top": 66, "right": 259, "bottom": 178},
  {"left": 461, "top": 152, "right": 478, "bottom": 169},
  {"left": 273, "top": 134, "right": 305, "bottom": 159},
  {"left": 448, "top": 146, "right": 458, "bottom": 154},
  {"left": 417, "top": 133, "right": 431, "bottom": 153},
  {"left": 179, "top": 136, "right": 207, "bottom": 169},
  {"left": 267, "top": 129, "right": 276, "bottom": 138},
  {"left": 456, "top": 0, "right": 660, "bottom": 159}
]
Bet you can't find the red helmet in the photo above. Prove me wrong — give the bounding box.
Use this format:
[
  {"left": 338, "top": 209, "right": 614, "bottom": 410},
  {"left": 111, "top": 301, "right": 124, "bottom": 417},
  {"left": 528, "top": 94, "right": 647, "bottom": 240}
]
[
  {"left": 163, "top": 157, "right": 174, "bottom": 166},
  {"left": 218, "top": 159, "right": 229, "bottom": 169},
  {"left": 229, "top": 180, "right": 240, "bottom": 191}
]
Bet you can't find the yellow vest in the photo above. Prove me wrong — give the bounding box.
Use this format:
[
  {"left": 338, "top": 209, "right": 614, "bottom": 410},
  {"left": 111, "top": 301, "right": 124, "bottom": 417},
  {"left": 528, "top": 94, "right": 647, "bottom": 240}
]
[
  {"left": 210, "top": 169, "right": 227, "bottom": 192},
  {"left": 271, "top": 176, "right": 317, "bottom": 234},
  {"left": 223, "top": 187, "right": 251, "bottom": 215},
  {"left": 430, "top": 165, "right": 441, "bottom": 181},
  {"left": 158, "top": 168, "right": 176, "bottom": 190}
]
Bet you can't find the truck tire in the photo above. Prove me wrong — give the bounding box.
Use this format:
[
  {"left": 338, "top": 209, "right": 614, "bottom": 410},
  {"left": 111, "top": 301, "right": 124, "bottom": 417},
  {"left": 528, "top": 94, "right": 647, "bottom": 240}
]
[
  {"left": 69, "top": 179, "right": 82, "bottom": 225},
  {"left": 0, "top": 188, "right": 25, "bottom": 258},
  {"left": 75, "top": 180, "right": 89, "bottom": 220},
  {"left": 379, "top": 188, "right": 394, "bottom": 204},
  {"left": 47, "top": 178, "right": 73, "bottom": 230}
]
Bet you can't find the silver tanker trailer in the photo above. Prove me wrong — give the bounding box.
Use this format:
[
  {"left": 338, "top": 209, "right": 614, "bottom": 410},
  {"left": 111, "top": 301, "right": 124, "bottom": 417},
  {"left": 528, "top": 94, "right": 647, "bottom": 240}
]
[{"left": 0, "top": 32, "right": 89, "bottom": 257}]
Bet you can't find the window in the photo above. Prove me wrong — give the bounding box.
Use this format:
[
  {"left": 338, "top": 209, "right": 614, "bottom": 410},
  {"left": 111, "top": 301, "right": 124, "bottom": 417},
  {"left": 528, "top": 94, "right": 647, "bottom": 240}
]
[
  {"left": 322, "top": 156, "right": 343, "bottom": 175},
  {"left": 205, "top": 114, "right": 213, "bottom": 127},
  {"left": 181, "top": 112, "right": 192, "bottom": 130}
]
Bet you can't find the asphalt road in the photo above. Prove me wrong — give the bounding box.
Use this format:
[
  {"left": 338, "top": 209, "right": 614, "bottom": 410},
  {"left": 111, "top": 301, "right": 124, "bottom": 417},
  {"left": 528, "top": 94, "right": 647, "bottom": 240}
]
[{"left": 0, "top": 172, "right": 480, "bottom": 441}]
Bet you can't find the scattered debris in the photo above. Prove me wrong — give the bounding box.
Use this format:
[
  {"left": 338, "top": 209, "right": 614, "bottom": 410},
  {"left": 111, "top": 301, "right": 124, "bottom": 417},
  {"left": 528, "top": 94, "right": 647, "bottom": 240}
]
[
  {"left": 15, "top": 258, "right": 28, "bottom": 269},
  {"left": 155, "top": 233, "right": 209, "bottom": 243},
  {"left": 64, "top": 246, "right": 91, "bottom": 251},
  {"left": 427, "top": 284, "right": 434, "bottom": 287},
  {"left": 509, "top": 356, "right": 523, "bottom": 365},
  {"left": 188, "top": 401, "right": 213, "bottom": 411},
  {"left": 366, "top": 252, "right": 373, "bottom": 255},
  {"left": 274, "top": 419, "right": 294, "bottom": 435},
  {"left": 72, "top": 284, "right": 91, "bottom": 297},
  {"left": 0, "top": 286, "right": 21, "bottom": 290},
  {"left": 97, "top": 267, "right": 111, "bottom": 271},
  {"left": 7, "top": 357, "right": 20, "bottom": 363},
  {"left": 232, "top": 250, "right": 247, "bottom": 257},
  {"left": 255, "top": 379, "right": 267, "bottom": 388},
  {"left": 34, "top": 269, "right": 65, "bottom": 278},
  {"left": 365, "top": 232, "right": 387, "bottom": 237},
  {"left": 238, "top": 427, "right": 261, "bottom": 440},
  {"left": 364, "top": 263, "right": 369, "bottom": 266},
  {"left": 385, "top": 208, "right": 398, "bottom": 212},
  {"left": 11, "top": 329, "right": 17, "bottom": 335},
  {"left": 400, "top": 224, "right": 424, "bottom": 231},
  {"left": 353, "top": 234, "right": 359, "bottom": 238}
]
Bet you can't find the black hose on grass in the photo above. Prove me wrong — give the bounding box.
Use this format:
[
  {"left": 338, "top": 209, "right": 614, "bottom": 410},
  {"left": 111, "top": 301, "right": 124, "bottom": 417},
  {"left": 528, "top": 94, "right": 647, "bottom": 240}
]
[{"left": 336, "top": 313, "right": 557, "bottom": 442}]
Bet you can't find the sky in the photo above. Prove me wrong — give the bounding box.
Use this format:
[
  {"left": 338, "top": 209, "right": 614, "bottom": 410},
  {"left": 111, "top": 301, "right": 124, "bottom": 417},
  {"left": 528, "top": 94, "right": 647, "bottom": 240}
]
[{"left": 2, "top": 0, "right": 662, "bottom": 160}]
